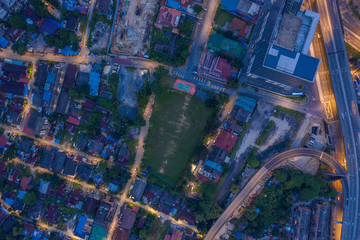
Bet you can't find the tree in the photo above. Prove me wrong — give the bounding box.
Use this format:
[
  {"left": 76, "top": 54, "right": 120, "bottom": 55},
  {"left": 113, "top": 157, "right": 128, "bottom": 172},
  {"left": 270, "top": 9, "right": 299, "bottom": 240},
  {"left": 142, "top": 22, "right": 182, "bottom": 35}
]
[
  {"left": 194, "top": 145, "right": 209, "bottom": 160},
  {"left": 11, "top": 42, "right": 27, "bottom": 55},
  {"left": 193, "top": 5, "right": 203, "bottom": 13},
  {"left": 139, "top": 229, "right": 148, "bottom": 238},
  {"left": 109, "top": 166, "right": 121, "bottom": 178},
  {"left": 98, "top": 161, "right": 107, "bottom": 173},
  {"left": 228, "top": 77, "right": 239, "bottom": 89},
  {"left": 24, "top": 191, "right": 37, "bottom": 206},
  {"left": 29, "top": 0, "right": 49, "bottom": 17},
  {"left": 8, "top": 15, "right": 26, "bottom": 29},
  {"left": 26, "top": 24, "right": 38, "bottom": 33},
  {"left": 205, "top": 95, "right": 220, "bottom": 109},
  {"left": 12, "top": 226, "right": 23, "bottom": 237},
  {"left": 153, "top": 65, "right": 169, "bottom": 80},
  {"left": 178, "top": 19, "right": 195, "bottom": 37}
]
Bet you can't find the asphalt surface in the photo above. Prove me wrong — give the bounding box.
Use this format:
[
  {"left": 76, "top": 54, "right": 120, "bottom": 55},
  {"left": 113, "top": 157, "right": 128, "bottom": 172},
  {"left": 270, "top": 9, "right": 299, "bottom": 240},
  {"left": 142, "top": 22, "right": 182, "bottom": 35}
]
[
  {"left": 316, "top": 0, "right": 360, "bottom": 239},
  {"left": 204, "top": 148, "right": 348, "bottom": 240}
]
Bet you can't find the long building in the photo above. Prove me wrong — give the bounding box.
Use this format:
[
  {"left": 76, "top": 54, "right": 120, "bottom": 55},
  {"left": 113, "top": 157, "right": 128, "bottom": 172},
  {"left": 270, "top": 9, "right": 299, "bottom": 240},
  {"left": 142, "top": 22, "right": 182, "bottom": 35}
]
[{"left": 247, "top": 0, "right": 320, "bottom": 90}]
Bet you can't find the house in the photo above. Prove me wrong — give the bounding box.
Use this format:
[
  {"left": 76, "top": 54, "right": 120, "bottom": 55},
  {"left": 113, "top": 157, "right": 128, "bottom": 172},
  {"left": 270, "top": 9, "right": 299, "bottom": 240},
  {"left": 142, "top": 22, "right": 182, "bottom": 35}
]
[
  {"left": 39, "top": 149, "right": 54, "bottom": 169},
  {"left": 227, "top": 17, "right": 250, "bottom": 38},
  {"left": 200, "top": 52, "right": 237, "bottom": 84},
  {"left": 66, "top": 115, "right": 81, "bottom": 125},
  {"left": 6, "top": 111, "right": 22, "bottom": 126},
  {"left": 2, "top": 63, "right": 26, "bottom": 77},
  {"left": 23, "top": 6, "right": 40, "bottom": 24},
  {"left": 95, "top": 200, "right": 112, "bottom": 222},
  {"left": 231, "top": 96, "right": 257, "bottom": 122},
  {"left": 83, "top": 197, "right": 99, "bottom": 213},
  {"left": 223, "top": 120, "right": 242, "bottom": 134},
  {"left": 7, "top": 168, "right": 19, "bottom": 187},
  {"left": 294, "top": 206, "right": 311, "bottom": 240},
  {"left": 39, "top": 180, "right": 52, "bottom": 197},
  {"left": 2, "top": 216, "right": 16, "bottom": 233},
  {"left": 38, "top": 18, "right": 60, "bottom": 35},
  {"left": 0, "top": 206, "right": 8, "bottom": 226},
  {"left": 56, "top": 90, "right": 70, "bottom": 114},
  {"left": 0, "top": 81, "right": 26, "bottom": 96},
  {"left": 178, "top": 205, "right": 196, "bottom": 225},
  {"left": 0, "top": 161, "right": 5, "bottom": 178},
  {"left": 76, "top": 134, "right": 88, "bottom": 151},
  {"left": 83, "top": 99, "right": 94, "bottom": 111},
  {"left": 75, "top": 215, "right": 94, "bottom": 239},
  {"left": 215, "top": 129, "right": 237, "bottom": 152},
  {"left": 98, "top": 0, "right": 111, "bottom": 14},
  {"left": 130, "top": 179, "right": 147, "bottom": 201},
  {"left": 64, "top": 0, "right": 88, "bottom": 14},
  {"left": 4, "top": 28, "right": 25, "bottom": 42},
  {"left": 158, "top": 191, "right": 181, "bottom": 215},
  {"left": 63, "top": 64, "right": 78, "bottom": 89},
  {"left": 112, "top": 227, "right": 130, "bottom": 240},
  {"left": 142, "top": 183, "right": 163, "bottom": 206},
  {"left": 19, "top": 137, "right": 32, "bottom": 153},
  {"left": 35, "top": 62, "right": 48, "bottom": 85},
  {"left": 154, "top": 6, "right": 182, "bottom": 31},
  {"left": 45, "top": 204, "right": 60, "bottom": 224},
  {"left": 89, "top": 71, "right": 100, "bottom": 96},
  {"left": 65, "top": 14, "right": 79, "bottom": 31},
  {"left": 116, "top": 144, "right": 130, "bottom": 167},
  {"left": 88, "top": 138, "right": 104, "bottom": 155},
  {"left": 119, "top": 207, "right": 138, "bottom": 230},
  {"left": 20, "top": 176, "right": 31, "bottom": 191},
  {"left": 27, "top": 200, "right": 44, "bottom": 219},
  {"left": 0, "top": 135, "right": 8, "bottom": 151},
  {"left": 52, "top": 151, "right": 66, "bottom": 174},
  {"left": 77, "top": 72, "right": 90, "bottom": 88},
  {"left": 208, "top": 145, "right": 228, "bottom": 164},
  {"left": 22, "top": 222, "right": 36, "bottom": 236},
  {"left": 63, "top": 157, "right": 78, "bottom": 176},
  {"left": 77, "top": 163, "right": 94, "bottom": 181},
  {"left": 170, "top": 229, "right": 184, "bottom": 240},
  {"left": 67, "top": 189, "right": 84, "bottom": 208},
  {"left": 310, "top": 204, "right": 330, "bottom": 240},
  {"left": 24, "top": 110, "right": 45, "bottom": 136}
]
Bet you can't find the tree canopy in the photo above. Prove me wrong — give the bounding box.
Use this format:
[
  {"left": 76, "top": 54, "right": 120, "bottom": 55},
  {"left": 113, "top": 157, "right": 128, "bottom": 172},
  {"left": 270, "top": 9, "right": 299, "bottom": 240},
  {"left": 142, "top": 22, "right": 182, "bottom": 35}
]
[
  {"left": 8, "top": 15, "right": 26, "bottom": 29},
  {"left": 11, "top": 42, "right": 27, "bottom": 56}
]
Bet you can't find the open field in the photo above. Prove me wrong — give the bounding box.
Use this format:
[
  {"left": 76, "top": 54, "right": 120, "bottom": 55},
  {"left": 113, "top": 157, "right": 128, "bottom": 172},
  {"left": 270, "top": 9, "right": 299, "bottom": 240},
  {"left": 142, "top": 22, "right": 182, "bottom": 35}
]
[
  {"left": 214, "top": 9, "right": 234, "bottom": 27},
  {"left": 144, "top": 88, "right": 214, "bottom": 184}
]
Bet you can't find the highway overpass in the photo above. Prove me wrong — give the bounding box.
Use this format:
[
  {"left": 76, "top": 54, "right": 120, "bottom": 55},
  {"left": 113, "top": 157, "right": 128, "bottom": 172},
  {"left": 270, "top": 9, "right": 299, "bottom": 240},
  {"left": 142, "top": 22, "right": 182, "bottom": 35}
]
[{"left": 204, "top": 148, "right": 348, "bottom": 240}]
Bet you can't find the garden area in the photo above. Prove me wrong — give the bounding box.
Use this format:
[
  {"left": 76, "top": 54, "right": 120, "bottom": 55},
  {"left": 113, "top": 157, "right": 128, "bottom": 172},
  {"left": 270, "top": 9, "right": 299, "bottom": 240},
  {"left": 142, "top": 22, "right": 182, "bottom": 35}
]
[
  {"left": 214, "top": 8, "right": 234, "bottom": 27},
  {"left": 143, "top": 76, "right": 215, "bottom": 184}
]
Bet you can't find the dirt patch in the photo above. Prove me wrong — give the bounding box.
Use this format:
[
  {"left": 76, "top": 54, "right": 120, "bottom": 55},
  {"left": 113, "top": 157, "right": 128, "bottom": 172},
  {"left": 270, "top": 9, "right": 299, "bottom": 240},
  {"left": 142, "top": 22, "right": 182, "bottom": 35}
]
[
  {"left": 118, "top": 67, "right": 147, "bottom": 106},
  {"left": 111, "top": 0, "right": 158, "bottom": 55},
  {"left": 89, "top": 22, "right": 111, "bottom": 51}
]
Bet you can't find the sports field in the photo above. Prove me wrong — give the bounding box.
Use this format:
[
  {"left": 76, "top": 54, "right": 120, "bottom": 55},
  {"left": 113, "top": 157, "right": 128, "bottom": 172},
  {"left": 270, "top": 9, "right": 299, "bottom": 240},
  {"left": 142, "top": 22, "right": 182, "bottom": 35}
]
[{"left": 144, "top": 90, "right": 214, "bottom": 184}]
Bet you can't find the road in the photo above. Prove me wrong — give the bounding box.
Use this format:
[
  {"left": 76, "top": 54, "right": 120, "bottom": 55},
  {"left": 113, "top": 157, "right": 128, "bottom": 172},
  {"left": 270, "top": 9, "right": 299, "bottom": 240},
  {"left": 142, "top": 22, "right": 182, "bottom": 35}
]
[
  {"left": 0, "top": 123, "right": 102, "bottom": 164},
  {"left": 106, "top": 95, "right": 155, "bottom": 240},
  {"left": 205, "top": 148, "right": 348, "bottom": 240},
  {"left": 316, "top": 0, "right": 360, "bottom": 239}
]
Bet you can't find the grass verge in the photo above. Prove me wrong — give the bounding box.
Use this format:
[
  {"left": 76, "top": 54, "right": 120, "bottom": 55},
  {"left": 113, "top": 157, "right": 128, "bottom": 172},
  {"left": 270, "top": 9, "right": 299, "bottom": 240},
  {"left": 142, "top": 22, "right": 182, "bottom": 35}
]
[{"left": 255, "top": 120, "right": 275, "bottom": 146}]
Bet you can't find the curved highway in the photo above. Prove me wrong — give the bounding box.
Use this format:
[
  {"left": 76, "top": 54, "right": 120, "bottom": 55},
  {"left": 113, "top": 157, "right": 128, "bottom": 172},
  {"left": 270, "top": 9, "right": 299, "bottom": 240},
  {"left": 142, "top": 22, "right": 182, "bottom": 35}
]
[{"left": 204, "top": 148, "right": 348, "bottom": 240}]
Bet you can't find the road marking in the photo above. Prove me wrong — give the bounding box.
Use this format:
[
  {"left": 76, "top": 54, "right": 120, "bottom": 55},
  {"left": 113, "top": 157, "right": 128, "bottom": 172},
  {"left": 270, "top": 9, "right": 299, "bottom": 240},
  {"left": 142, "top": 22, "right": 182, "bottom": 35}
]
[{"left": 320, "top": 152, "right": 324, "bottom": 160}]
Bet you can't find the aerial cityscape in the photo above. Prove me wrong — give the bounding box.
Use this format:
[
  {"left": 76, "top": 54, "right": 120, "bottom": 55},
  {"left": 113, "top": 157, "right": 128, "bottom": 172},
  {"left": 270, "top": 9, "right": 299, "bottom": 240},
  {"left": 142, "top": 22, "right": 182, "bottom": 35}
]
[{"left": 0, "top": 0, "right": 358, "bottom": 239}]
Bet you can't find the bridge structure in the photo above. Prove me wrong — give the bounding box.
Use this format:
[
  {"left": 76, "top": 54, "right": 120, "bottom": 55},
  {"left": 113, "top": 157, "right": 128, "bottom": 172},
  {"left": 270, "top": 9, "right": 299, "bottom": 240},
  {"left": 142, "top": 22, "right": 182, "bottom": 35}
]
[{"left": 204, "top": 148, "right": 348, "bottom": 240}]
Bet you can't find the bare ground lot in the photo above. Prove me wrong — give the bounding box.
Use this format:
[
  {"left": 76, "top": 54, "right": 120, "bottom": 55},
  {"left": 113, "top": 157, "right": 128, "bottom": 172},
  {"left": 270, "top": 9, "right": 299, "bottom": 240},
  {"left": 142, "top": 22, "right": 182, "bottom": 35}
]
[{"left": 111, "top": 0, "right": 158, "bottom": 55}]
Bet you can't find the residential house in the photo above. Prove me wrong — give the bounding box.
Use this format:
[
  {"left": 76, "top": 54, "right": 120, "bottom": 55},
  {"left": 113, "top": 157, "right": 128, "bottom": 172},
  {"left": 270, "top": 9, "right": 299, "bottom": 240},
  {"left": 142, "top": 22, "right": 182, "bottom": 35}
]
[
  {"left": 39, "top": 149, "right": 54, "bottom": 169},
  {"left": 158, "top": 191, "right": 181, "bottom": 215},
  {"left": 35, "top": 62, "right": 48, "bottom": 85},
  {"left": 119, "top": 207, "right": 138, "bottom": 230},
  {"left": 38, "top": 180, "right": 52, "bottom": 197},
  {"left": 231, "top": 96, "right": 257, "bottom": 122},
  {"left": 0, "top": 81, "right": 26, "bottom": 96},
  {"left": 116, "top": 144, "right": 130, "bottom": 167},
  {"left": 130, "top": 179, "right": 147, "bottom": 201},
  {"left": 293, "top": 206, "right": 311, "bottom": 240},
  {"left": 56, "top": 90, "right": 70, "bottom": 114},
  {"left": 62, "top": 157, "right": 78, "bottom": 176},
  {"left": 154, "top": 6, "right": 182, "bottom": 33},
  {"left": 2, "top": 216, "right": 16, "bottom": 233},
  {"left": 77, "top": 163, "right": 94, "bottom": 181},
  {"left": 63, "top": 64, "right": 78, "bottom": 89},
  {"left": 142, "top": 183, "right": 163, "bottom": 206},
  {"left": 20, "top": 176, "right": 31, "bottom": 191},
  {"left": 38, "top": 18, "right": 60, "bottom": 35},
  {"left": 65, "top": 14, "right": 79, "bottom": 31},
  {"left": 226, "top": 17, "right": 250, "bottom": 38},
  {"left": 215, "top": 129, "right": 237, "bottom": 152},
  {"left": 95, "top": 200, "right": 112, "bottom": 222},
  {"left": 27, "top": 200, "right": 44, "bottom": 219},
  {"left": 44, "top": 204, "right": 60, "bottom": 224},
  {"left": 75, "top": 215, "right": 93, "bottom": 239},
  {"left": 67, "top": 189, "right": 84, "bottom": 209},
  {"left": 83, "top": 197, "right": 99, "bottom": 213},
  {"left": 52, "top": 151, "right": 66, "bottom": 174},
  {"left": 98, "top": 0, "right": 111, "bottom": 15}
]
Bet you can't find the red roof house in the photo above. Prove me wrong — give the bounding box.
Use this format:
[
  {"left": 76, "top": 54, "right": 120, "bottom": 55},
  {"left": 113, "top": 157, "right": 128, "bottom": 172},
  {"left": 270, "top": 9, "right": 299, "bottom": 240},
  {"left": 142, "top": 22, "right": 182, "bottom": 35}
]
[
  {"left": 20, "top": 176, "right": 32, "bottom": 191},
  {"left": 66, "top": 116, "right": 81, "bottom": 126},
  {"left": 154, "top": 6, "right": 181, "bottom": 30},
  {"left": 215, "top": 129, "right": 238, "bottom": 152},
  {"left": 227, "top": 17, "right": 250, "bottom": 38}
]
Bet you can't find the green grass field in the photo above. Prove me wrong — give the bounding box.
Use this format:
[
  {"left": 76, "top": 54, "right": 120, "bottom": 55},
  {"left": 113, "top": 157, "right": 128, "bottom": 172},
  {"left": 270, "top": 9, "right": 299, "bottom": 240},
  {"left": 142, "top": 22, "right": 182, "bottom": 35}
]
[
  {"left": 144, "top": 90, "right": 214, "bottom": 184},
  {"left": 214, "top": 9, "right": 234, "bottom": 27}
]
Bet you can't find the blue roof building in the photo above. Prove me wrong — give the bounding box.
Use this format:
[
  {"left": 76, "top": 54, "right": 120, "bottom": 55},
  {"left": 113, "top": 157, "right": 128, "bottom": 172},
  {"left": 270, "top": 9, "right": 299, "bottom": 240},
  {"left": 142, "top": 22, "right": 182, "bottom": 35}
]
[
  {"left": 39, "top": 180, "right": 50, "bottom": 195},
  {"left": 220, "top": 0, "right": 239, "bottom": 12},
  {"left": 88, "top": 71, "right": 100, "bottom": 96},
  {"left": 75, "top": 215, "right": 93, "bottom": 239},
  {"left": 205, "top": 160, "right": 223, "bottom": 172},
  {"left": 0, "top": 37, "right": 9, "bottom": 49},
  {"left": 234, "top": 96, "right": 257, "bottom": 113},
  {"left": 167, "top": 0, "right": 180, "bottom": 9},
  {"left": 38, "top": 18, "right": 60, "bottom": 35},
  {"left": 46, "top": 72, "right": 56, "bottom": 84},
  {"left": 43, "top": 91, "right": 52, "bottom": 103}
]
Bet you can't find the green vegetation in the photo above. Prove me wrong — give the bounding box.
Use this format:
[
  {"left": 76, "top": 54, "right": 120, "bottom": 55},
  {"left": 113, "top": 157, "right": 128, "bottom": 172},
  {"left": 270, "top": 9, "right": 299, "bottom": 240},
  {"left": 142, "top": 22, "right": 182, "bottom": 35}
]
[
  {"left": 12, "top": 42, "right": 27, "bottom": 56},
  {"left": 44, "top": 29, "right": 80, "bottom": 50},
  {"left": 149, "top": 29, "right": 191, "bottom": 66},
  {"left": 246, "top": 147, "right": 259, "bottom": 168},
  {"left": 237, "top": 168, "right": 338, "bottom": 237},
  {"left": 227, "top": 77, "right": 239, "bottom": 89},
  {"left": 8, "top": 15, "right": 26, "bottom": 29},
  {"left": 24, "top": 191, "right": 37, "bottom": 206},
  {"left": 68, "top": 85, "right": 90, "bottom": 100},
  {"left": 147, "top": 219, "right": 171, "bottom": 240},
  {"left": 143, "top": 76, "right": 214, "bottom": 184},
  {"left": 345, "top": 42, "right": 360, "bottom": 64},
  {"left": 178, "top": 19, "right": 195, "bottom": 37},
  {"left": 29, "top": 0, "right": 50, "bottom": 17},
  {"left": 26, "top": 24, "right": 38, "bottom": 33},
  {"left": 89, "top": 13, "right": 112, "bottom": 32},
  {"left": 214, "top": 8, "right": 234, "bottom": 27},
  {"left": 255, "top": 120, "right": 275, "bottom": 145},
  {"left": 193, "top": 5, "right": 203, "bottom": 13},
  {"left": 273, "top": 106, "right": 305, "bottom": 125}
]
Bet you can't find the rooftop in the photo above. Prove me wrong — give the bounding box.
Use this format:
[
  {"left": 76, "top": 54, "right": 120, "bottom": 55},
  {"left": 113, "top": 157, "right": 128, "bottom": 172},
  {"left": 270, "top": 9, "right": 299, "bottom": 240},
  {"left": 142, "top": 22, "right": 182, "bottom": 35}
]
[
  {"left": 215, "top": 129, "right": 237, "bottom": 152},
  {"left": 275, "top": 14, "right": 303, "bottom": 51}
]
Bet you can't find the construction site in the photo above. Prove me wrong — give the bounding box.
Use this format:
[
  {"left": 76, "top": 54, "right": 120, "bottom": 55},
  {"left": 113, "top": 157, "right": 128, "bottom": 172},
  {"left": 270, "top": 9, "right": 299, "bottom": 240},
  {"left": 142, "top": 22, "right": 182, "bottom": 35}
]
[{"left": 111, "top": 0, "right": 158, "bottom": 56}]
